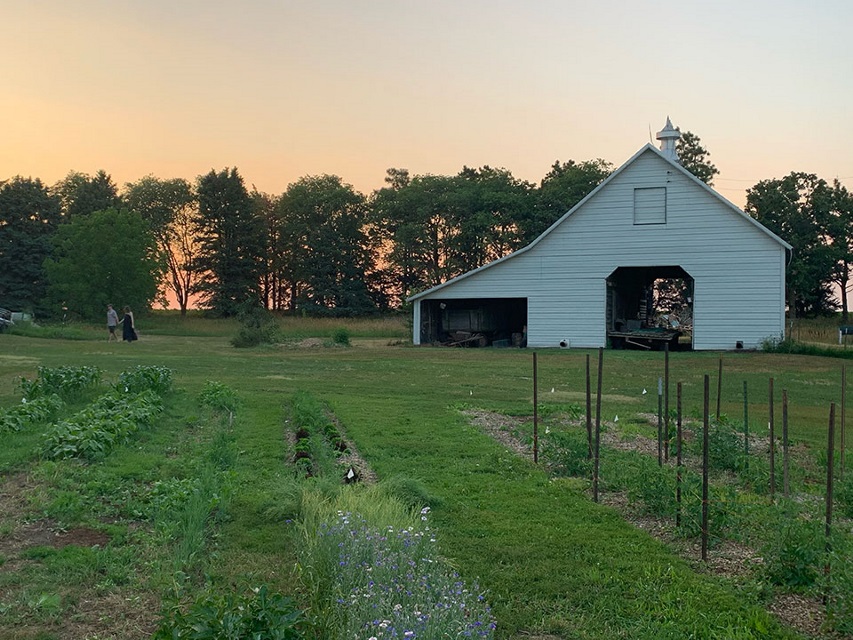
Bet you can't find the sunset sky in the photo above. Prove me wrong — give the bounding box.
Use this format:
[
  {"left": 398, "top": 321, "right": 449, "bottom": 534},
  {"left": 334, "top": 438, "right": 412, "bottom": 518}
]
[{"left": 2, "top": 0, "right": 851, "bottom": 208}]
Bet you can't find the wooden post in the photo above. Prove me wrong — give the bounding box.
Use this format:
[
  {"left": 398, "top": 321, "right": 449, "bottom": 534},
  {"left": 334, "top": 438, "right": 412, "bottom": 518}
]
[
  {"left": 702, "top": 374, "right": 710, "bottom": 562},
  {"left": 716, "top": 356, "right": 723, "bottom": 421},
  {"left": 825, "top": 403, "right": 836, "bottom": 604},
  {"left": 842, "top": 365, "right": 847, "bottom": 479},
  {"left": 743, "top": 380, "right": 749, "bottom": 470},
  {"left": 769, "top": 377, "right": 776, "bottom": 501},
  {"left": 664, "top": 343, "right": 670, "bottom": 461},
  {"left": 657, "top": 377, "right": 663, "bottom": 467},
  {"left": 593, "top": 347, "right": 603, "bottom": 503},
  {"left": 586, "top": 354, "right": 592, "bottom": 459},
  {"left": 533, "top": 352, "right": 539, "bottom": 464},
  {"left": 783, "top": 389, "right": 789, "bottom": 498},
  {"left": 676, "top": 382, "right": 683, "bottom": 528}
]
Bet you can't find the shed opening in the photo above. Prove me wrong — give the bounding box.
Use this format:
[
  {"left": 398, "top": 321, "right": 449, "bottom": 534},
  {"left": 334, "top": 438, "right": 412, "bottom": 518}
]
[
  {"left": 419, "top": 298, "right": 527, "bottom": 347},
  {"left": 606, "top": 266, "right": 693, "bottom": 350}
]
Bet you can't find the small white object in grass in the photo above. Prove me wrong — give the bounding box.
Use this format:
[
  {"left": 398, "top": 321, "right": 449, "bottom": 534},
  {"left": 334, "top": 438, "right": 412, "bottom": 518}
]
[{"left": 614, "top": 415, "right": 619, "bottom": 422}]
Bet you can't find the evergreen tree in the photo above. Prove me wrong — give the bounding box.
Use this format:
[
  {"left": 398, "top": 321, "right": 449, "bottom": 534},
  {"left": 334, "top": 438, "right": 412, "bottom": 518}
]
[
  {"left": 676, "top": 131, "right": 719, "bottom": 186},
  {"left": 0, "top": 177, "right": 61, "bottom": 314},
  {"left": 193, "top": 168, "right": 264, "bottom": 316}
]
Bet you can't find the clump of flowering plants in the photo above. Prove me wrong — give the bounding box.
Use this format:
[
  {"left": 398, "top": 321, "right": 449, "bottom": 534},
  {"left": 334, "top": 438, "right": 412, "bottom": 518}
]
[{"left": 298, "top": 497, "right": 495, "bottom": 639}]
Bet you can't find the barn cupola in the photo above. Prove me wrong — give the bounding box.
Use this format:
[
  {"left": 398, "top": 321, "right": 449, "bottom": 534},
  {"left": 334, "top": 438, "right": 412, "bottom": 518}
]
[{"left": 656, "top": 117, "right": 681, "bottom": 162}]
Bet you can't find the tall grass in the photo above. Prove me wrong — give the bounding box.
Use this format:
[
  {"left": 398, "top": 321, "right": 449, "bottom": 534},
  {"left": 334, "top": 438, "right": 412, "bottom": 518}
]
[{"left": 295, "top": 485, "right": 495, "bottom": 639}]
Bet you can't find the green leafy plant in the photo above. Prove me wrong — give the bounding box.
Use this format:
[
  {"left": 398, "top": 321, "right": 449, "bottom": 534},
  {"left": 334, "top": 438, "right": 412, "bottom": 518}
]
[
  {"left": 0, "top": 394, "right": 63, "bottom": 433},
  {"left": 153, "top": 585, "right": 305, "bottom": 639},
  {"left": 20, "top": 365, "right": 102, "bottom": 400},
  {"left": 117, "top": 365, "right": 173, "bottom": 395},
  {"left": 330, "top": 327, "right": 350, "bottom": 346},
  {"left": 762, "top": 511, "right": 823, "bottom": 588},
  {"left": 41, "top": 390, "right": 163, "bottom": 460},
  {"left": 198, "top": 381, "right": 239, "bottom": 414}
]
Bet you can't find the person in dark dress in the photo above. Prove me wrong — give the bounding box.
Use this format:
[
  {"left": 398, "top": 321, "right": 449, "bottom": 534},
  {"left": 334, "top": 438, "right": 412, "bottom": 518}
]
[{"left": 121, "top": 306, "right": 138, "bottom": 342}]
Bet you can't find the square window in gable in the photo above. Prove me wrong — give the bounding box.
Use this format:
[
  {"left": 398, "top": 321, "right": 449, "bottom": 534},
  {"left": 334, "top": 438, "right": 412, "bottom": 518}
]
[{"left": 634, "top": 187, "right": 666, "bottom": 225}]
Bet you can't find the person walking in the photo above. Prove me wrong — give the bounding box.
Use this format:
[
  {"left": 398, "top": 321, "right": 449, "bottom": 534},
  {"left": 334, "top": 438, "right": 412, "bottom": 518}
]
[
  {"left": 121, "top": 306, "right": 138, "bottom": 342},
  {"left": 107, "top": 304, "right": 119, "bottom": 341}
]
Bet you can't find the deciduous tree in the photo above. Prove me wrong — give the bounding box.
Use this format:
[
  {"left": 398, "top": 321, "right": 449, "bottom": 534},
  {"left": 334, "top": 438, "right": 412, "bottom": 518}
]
[
  {"left": 277, "top": 175, "right": 377, "bottom": 316},
  {"left": 534, "top": 159, "right": 613, "bottom": 240},
  {"left": 745, "top": 172, "right": 836, "bottom": 317},
  {"left": 43, "top": 208, "right": 161, "bottom": 320},
  {"left": 52, "top": 170, "right": 121, "bottom": 218},
  {"left": 124, "top": 176, "right": 198, "bottom": 315}
]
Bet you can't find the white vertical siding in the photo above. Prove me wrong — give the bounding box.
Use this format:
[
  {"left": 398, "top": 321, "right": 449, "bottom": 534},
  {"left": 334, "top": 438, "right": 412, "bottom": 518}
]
[{"left": 413, "top": 148, "right": 787, "bottom": 350}]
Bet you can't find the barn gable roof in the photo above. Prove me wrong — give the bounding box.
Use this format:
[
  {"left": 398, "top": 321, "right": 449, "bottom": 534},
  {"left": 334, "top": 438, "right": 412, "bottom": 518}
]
[{"left": 409, "top": 144, "right": 791, "bottom": 302}]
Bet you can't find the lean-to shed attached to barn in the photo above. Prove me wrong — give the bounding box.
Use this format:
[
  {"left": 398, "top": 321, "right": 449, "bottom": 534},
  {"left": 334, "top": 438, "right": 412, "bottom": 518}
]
[{"left": 409, "top": 119, "right": 791, "bottom": 351}]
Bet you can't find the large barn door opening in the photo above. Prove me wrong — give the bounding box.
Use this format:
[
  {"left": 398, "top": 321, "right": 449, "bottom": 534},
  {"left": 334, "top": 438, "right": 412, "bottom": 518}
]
[
  {"left": 419, "top": 298, "right": 527, "bottom": 347},
  {"left": 606, "top": 266, "right": 693, "bottom": 350}
]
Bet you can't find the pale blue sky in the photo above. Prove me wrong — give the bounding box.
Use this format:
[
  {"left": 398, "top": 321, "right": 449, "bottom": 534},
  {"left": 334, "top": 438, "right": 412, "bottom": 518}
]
[{"left": 2, "top": 0, "right": 851, "bottom": 206}]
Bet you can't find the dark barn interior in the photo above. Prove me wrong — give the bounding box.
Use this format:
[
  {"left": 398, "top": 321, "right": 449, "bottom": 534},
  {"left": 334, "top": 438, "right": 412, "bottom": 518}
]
[
  {"left": 606, "top": 266, "right": 694, "bottom": 350},
  {"left": 419, "top": 298, "right": 527, "bottom": 347}
]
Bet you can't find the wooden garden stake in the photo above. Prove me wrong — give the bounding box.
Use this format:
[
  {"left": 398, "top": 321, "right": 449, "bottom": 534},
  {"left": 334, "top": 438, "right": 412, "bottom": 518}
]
[
  {"left": 743, "top": 380, "right": 749, "bottom": 471},
  {"left": 716, "top": 356, "right": 723, "bottom": 421},
  {"left": 664, "top": 343, "right": 670, "bottom": 462},
  {"left": 676, "top": 382, "right": 683, "bottom": 528},
  {"left": 782, "top": 389, "right": 789, "bottom": 499},
  {"left": 533, "top": 352, "right": 539, "bottom": 464},
  {"left": 702, "top": 374, "right": 710, "bottom": 562},
  {"left": 593, "top": 347, "right": 603, "bottom": 503},
  {"left": 657, "top": 376, "right": 663, "bottom": 467},
  {"left": 769, "top": 377, "right": 776, "bottom": 502},
  {"left": 825, "top": 402, "right": 836, "bottom": 605},
  {"left": 842, "top": 365, "right": 847, "bottom": 479},
  {"left": 586, "top": 353, "right": 592, "bottom": 459}
]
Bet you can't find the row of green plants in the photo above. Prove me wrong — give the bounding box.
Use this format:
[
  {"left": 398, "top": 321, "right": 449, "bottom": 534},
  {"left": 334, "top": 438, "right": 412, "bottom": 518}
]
[
  {"left": 290, "top": 391, "right": 351, "bottom": 478},
  {"left": 152, "top": 382, "right": 310, "bottom": 639},
  {"left": 0, "top": 394, "right": 63, "bottom": 433},
  {"left": 538, "top": 409, "right": 853, "bottom": 634},
  {"left": 20, "top": 364, "right": 102, "bottom": 400},
  {"left": 41, "top": 390, "right": 164, "bottom": 460}
]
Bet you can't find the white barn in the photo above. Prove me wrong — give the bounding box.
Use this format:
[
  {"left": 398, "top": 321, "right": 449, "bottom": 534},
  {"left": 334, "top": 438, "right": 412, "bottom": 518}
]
[{"left": 409, "top": 120, "right": 791, "bottom": 351}]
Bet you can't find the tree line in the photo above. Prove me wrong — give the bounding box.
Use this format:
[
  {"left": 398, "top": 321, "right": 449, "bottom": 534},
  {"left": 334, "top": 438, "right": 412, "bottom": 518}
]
[{"left": 1, "top": 132, "right": 851, "bottom": 321}]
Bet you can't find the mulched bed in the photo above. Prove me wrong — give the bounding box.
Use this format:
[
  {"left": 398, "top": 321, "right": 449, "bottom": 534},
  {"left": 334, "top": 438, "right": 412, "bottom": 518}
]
[{"left": 462, "top": 408, "right": 842, "bottom": 639}]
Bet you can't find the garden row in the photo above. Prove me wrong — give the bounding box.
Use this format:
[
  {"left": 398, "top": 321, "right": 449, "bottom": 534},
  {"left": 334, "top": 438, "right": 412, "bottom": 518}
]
[{"left": 511, "top": 352, "right": 853, "bottom": 635}]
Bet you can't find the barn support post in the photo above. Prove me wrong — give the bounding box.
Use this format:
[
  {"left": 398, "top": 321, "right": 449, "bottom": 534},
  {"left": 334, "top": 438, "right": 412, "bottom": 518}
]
[
  {"left": 533, "top": 352, "right": 539, "bottom": 464},
  {"left": 593, "top": 347, "right": 603, "bottom": 503},
  {"left": 412, "top": 301, "right": 421, "bottom": 345},
  {"left": 702, "top": 374, "right": 710, "bottom": 562}
]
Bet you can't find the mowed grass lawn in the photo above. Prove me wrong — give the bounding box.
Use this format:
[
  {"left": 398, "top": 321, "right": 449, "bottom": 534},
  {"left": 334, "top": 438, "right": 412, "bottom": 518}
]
[{"left": 0, "top": 321, "right": 846, "bottom": 639}]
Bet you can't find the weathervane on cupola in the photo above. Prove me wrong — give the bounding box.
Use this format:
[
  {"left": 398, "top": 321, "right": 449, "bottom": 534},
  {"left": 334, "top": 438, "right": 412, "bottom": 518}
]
[{"left": 655, "top": 117, "right": 681, "bottom": 162}]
